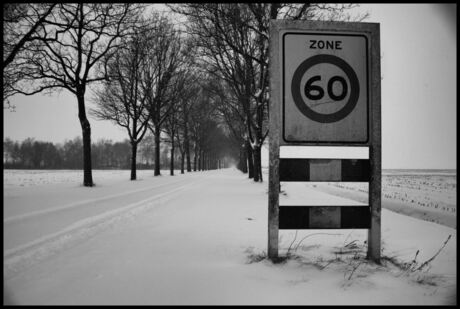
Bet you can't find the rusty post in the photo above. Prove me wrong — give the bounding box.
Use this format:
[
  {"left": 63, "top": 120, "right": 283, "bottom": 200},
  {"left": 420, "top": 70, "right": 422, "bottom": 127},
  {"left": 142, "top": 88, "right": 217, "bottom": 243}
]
[
  {"left": 367, "top": 23, "right": 382, "bottom": 263},
  {"left": 268, "top": 20, "right": 281, "bottom": 260}
]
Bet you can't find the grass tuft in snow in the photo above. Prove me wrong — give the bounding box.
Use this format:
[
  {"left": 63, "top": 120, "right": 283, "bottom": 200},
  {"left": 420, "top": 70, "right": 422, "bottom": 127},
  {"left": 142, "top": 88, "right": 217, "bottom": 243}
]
[
  {"left": 379, "top": 234, "right": 453, "bottom": 288},
  {"left": 244, "top": 247, "right": 291, "bottom": 264},
  {"left": 382, "top": 234, "right": 452, "bottom": 274},
  {"left": 245, "top": 251, "right": 268, "bottom": 264}
]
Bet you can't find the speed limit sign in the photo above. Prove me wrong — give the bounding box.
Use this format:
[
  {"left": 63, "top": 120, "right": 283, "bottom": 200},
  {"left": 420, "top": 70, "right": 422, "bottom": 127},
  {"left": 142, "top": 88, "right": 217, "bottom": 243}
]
[
  {"left": 268, "top": 20, "right": 381, "bottom": 262},
  {"left": 282, "top": 31, "right": 369, "bottom": 144}
]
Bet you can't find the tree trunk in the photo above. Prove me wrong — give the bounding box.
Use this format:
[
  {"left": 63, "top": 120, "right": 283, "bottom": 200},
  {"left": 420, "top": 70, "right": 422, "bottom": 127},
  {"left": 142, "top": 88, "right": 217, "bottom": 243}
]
[
  {"left": 154, "top": 127, "right": 161, "bottom": 176},
  {"left": 77, "top": 91, "right": 93, "bottom": 187},
  {"left": 202, "top": 150, "right": 206, "bottom": 171},
  {"left": 180, "top": 152, "right": 185, "bottom": 174},
  {"left": 246, "top": 140, "right": 254, "bottom": 179},
  {"left": 130, "top": 141, "right": 137, "bottom": 180},
  {"left": 240, "top": 146, "right": 248, "bottom": 173},
  {"left": 252, "top": 144, "right": 262, "bottom": 182},
  {"left": 170, "top": 143, "right": 175, "bottom": 176},
  {"left": 184, "top": 120, "right": 191, "bottom": 172},
  {"left": 198, "top": 148, "right": 202, "bottom": 171},
  {"left": 193, "top": 144, "right": 198, "bottom": 171},
  {"left": 237, "top": 150, "right": 242, "bottom": 171},
  {"left": 204, "top": 152, "right": 207, "bottom": 170}
]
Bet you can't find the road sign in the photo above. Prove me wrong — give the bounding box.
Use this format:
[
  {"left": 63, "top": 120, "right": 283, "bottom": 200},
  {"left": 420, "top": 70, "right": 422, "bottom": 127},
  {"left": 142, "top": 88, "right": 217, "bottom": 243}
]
[
  {"left": 282, "top": 30, "right": 369, "bottom": 144},
  {"left": 268, "top": 20, "right": 381, "bottom": 263}
]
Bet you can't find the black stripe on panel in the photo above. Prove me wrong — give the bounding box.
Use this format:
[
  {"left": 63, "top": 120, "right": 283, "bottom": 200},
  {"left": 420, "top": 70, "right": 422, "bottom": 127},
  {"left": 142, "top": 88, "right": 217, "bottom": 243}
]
[
  {"left": 279, "top": 159, "right": 309, "bottom": 181},
  {"left": 279, "top": 206, "right": 370, "bottom": 229},
  {"left": 341, "top": 206, "right": 371, "bottom": 228},
  {"left": 280, "top": 159, "right": 370, "bottom": 182},
  {"left": 279, "top": 206, "right": 310, "bottom": 229},
  {"left": 341, "top": 159, "right": 370, "bottom": 181}
]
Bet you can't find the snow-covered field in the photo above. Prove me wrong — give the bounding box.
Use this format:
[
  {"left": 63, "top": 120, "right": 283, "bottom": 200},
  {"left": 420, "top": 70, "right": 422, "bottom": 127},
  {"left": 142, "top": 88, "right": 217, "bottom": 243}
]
[
  {"left": 3, "top": 168, "right": 457, "bottom": 305},
  {"left": 3, "top": 169, "right": 157, "bottom": 188},
  {"left": 306, "top": 170, "right": 456, "bottom": 229}
]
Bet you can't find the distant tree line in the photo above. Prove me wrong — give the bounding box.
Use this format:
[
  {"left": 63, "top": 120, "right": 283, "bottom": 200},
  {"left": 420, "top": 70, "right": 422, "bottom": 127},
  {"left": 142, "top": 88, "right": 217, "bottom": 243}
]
[
  {"left": 4, "top": 137, "right": 130, "bottom": 169},
  {"left": 3, "top": 135, "right": 235, "bottom": 171}
]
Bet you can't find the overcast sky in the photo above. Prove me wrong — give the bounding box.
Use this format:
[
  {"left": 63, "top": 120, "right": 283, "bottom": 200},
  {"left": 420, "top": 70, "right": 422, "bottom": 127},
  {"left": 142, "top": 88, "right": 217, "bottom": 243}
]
[{"left": 3, "top": 4, "right": 457, "bottom": 169}]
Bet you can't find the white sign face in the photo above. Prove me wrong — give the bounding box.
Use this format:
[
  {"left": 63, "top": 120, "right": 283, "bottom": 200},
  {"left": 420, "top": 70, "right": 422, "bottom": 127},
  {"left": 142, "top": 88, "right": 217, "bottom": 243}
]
[{"left": 282, "top": 31, "right": 369, "bottom": 144}]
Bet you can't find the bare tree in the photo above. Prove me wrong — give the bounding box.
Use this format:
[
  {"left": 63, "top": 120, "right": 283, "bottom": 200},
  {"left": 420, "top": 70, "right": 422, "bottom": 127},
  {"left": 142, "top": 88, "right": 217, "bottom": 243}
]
[
  {"left": 178, "top": 55, "right": 201, "bottom": 173},
  {"left": 175, "top": 122, "right": 187, "bottom": 174},
  {"left": 188, "top": 81, "right": 231, "bottom": 172},
  {"left": 141, "top": 13, "right": 184, "bottom": 176},
  {"left": 164, "top": 102, "right": 180, "bottom": 176},
  {"left": 8, "top": 3, "right": 140, "bottom": 186},
  {"left": 91, "top": 24, "right": 150, "bottom": 180},
  {"left": 171, "top": 4, "right": 268, "bottom": 181},
  {"left": 173, "top": 65, "right": 202, "bottom": 173},
  {"left": 203, "top": 77, "right": 249, "bottom": 174},
  {"left": 164, "top": 56, "right": 203, "bottom": 175}
]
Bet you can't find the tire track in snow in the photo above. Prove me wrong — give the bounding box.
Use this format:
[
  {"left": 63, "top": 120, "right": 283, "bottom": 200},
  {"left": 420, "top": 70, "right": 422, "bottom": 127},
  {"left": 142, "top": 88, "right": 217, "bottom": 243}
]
[
  {"left": 4, "top": 178, "right": 205, "bottom": 279},
  {"left": 4, "top": 176, "right": 196, "bottom": 224}
]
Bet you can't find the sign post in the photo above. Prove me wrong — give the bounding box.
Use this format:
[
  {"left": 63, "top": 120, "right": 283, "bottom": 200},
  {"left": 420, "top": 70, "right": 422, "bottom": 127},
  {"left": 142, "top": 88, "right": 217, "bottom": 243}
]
[{"left": 268, "top": 20, "right": 381, "bottom": 262}]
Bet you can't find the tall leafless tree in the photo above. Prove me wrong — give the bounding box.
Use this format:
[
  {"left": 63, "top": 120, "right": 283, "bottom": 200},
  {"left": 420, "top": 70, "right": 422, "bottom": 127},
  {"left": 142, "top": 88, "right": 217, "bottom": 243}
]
[
  {"left": 177, "top": 54, "right": 201, "bottom": 173},
  {"left": 141, "top": 13, "right": 184, "bottom": 176},
  {"left": 164, "top": 101, "right": 180, "bottom": 176},
  {"left": 203, "top": 77, "right": 249, "bottom": 174},
  {"left": 164, "top": 69, "right": 200, "bottom": 175},
  {"left": 171, "top": 4, "right": 269, "bottom": 181},
  {"left": 91, "top": 24, "right": 150, "bottom": 180}
]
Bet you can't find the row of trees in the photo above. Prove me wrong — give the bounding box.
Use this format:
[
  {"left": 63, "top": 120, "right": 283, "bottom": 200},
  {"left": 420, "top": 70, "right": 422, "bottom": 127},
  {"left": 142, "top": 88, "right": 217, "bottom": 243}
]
[
  {"left": 4, "top": 3, "right": 144, "bottom": 185},
  {"left": 4, "top": 137, "right": 130, "bottom": 169},
  {"left": 3, "top": 4, "right": 236, "bottom": 184},
  {"left": 169, "top": 3, "right": 368, "bottom": 182},
  {"left": 3, "top": 3, "right": 367, "bottom": 185},
  {"left": 3, "top": 135, "right": 234, "bottom": 171},
  {"left": 89, "top": 12, "right": 234, "bottom": 180}
]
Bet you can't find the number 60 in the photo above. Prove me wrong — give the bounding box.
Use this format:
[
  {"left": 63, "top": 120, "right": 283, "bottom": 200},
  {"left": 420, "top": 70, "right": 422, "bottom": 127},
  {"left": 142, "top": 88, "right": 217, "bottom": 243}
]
[{"left": 304, "top": 75, "right": 348, "bottom": 101}]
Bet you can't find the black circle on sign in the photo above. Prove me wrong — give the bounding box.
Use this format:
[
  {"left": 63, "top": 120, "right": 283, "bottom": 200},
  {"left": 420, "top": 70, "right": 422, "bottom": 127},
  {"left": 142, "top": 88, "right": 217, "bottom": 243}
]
[{"left": 291, "top": 54, "right": 360, "bottom": 123}]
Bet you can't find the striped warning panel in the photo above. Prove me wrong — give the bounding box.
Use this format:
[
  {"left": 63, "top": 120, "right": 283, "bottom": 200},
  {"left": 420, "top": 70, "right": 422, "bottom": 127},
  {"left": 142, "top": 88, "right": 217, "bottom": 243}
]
[
  {"left": 279, "top": 159, "right": 370, "bottom": 182},
  {"left": 279, "top": 206, "right": 370, "bottom": 229}
]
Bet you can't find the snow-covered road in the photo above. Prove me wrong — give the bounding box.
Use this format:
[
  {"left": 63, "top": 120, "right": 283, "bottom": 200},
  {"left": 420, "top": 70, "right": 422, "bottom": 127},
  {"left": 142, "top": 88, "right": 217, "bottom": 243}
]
[
  {"left": 4, "top": 173, "right": 202, "bottom": 251},
  {"left": 3, "top": 169, "right": 456, "bottom": 305}
]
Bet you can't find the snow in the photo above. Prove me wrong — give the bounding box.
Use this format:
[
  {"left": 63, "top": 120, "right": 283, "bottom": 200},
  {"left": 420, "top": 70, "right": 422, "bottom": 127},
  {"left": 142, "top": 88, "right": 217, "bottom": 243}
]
[
  {"left": 4, "top": 169, "right": 148, "bottom": 188},
  {"left": 3, "top": 168, "right": 457, "bottom": 305},
  {"left": 308, "top": 170, "right": 456, "bottom": 229}
]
